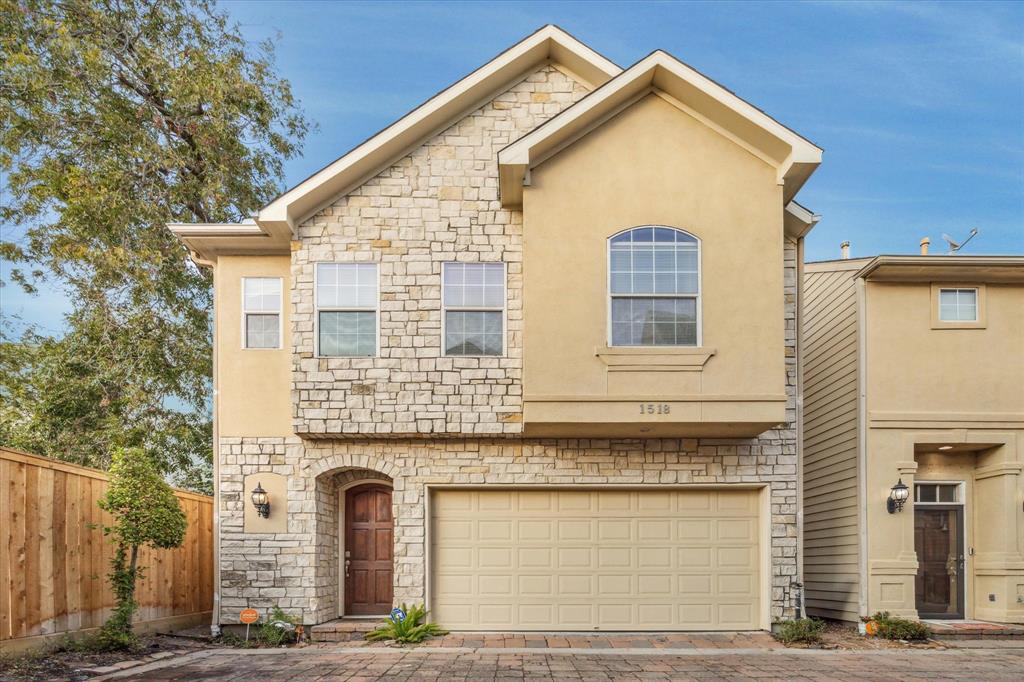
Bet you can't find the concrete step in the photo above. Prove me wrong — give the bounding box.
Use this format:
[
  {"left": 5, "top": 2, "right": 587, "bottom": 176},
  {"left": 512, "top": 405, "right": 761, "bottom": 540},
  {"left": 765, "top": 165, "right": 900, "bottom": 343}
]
[{"left": 310, "top": 618, "right": 381, "bottom": 642}]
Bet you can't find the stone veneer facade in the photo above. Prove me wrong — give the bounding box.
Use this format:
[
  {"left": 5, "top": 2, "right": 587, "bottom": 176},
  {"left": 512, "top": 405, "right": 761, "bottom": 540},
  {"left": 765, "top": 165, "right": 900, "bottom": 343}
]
[{"left": 217, "top": 64, "right": 802, "bottom": 627}]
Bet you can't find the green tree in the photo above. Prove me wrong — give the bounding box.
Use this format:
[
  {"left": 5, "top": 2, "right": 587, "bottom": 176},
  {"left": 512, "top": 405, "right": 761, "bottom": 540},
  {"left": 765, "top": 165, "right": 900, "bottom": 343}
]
[
  {"left": 0, "top": 0, "right": 309, "bottom": 491},
  {"left": 97, "top": 446, "right": 188, "bottom": 649}
]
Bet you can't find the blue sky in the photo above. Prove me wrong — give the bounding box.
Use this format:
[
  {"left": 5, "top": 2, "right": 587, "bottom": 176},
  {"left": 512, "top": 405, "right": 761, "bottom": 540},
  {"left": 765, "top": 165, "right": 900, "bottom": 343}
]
[{"left": 4, "top": 0, "right": 1023, "bottom": 332}]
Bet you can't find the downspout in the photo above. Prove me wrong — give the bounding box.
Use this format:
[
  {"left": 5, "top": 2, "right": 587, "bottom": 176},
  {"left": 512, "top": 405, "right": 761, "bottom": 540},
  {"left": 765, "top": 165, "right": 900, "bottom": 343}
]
[
  {"left": 190, "top": 250, "right": 221, "bottom": 636},
  {"left": 795, "top": 236, "right": 806, "bottom": 618},
  {"left": 856, "top": 275, "right": 869, "bottom": 620}
]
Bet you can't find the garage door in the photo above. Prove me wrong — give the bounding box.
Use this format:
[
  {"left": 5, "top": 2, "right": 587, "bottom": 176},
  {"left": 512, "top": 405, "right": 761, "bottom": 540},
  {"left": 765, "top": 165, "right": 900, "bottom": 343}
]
[{"left": 430, "top": 488, "right": 762, "bottom": 631}]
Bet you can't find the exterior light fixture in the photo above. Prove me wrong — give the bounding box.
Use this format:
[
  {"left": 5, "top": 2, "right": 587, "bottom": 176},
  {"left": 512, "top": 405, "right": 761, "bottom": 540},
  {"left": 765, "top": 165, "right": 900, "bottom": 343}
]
[
  {"left": 251, "top": 482, "right": 270, "bottom": 518},
  {"left": 886, "top": 478, "right": 909, "bottom": 514}
]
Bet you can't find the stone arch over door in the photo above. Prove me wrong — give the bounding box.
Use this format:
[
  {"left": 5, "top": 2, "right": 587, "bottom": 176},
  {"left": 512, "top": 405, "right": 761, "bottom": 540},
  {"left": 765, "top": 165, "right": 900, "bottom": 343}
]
[{"left": 308, "top": 456, "right": 397, "bottom": 623}]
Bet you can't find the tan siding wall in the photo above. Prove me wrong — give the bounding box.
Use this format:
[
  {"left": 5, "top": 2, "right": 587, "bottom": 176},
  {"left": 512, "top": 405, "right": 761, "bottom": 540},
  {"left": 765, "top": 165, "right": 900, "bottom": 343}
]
[{"left": 802, "top": 265, "right": 862, "bottom": 621}]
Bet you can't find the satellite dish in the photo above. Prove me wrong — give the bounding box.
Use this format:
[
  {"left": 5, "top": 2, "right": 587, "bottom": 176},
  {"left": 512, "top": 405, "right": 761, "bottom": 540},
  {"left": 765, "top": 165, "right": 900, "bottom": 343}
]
[{"left": 942, "top": 228, "right": 978, "bottom": 254}]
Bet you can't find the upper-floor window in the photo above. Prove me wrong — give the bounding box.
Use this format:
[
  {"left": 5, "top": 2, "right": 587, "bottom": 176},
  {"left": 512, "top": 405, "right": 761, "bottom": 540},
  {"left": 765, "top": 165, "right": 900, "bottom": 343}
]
[
  {"left": 608, "top": 226, "right": 699, "bottom": 346},
  {"left": 242, "top": 277, "right": 282, "bottom": 349},
  {"left": 938, "top": 288, "right": 977, "bottom": 322},
  {"left": 316, "top": 263, "right": 377, "bottom": 357},
  {"left": 443, "top": 262, "right": 505, "bottom": 356}
]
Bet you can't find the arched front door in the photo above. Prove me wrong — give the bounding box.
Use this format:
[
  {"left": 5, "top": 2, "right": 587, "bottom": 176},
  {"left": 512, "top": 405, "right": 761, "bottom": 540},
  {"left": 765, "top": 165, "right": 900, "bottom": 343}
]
[{"left": 344, "top": 484, "right": 394, "bottom": 615}]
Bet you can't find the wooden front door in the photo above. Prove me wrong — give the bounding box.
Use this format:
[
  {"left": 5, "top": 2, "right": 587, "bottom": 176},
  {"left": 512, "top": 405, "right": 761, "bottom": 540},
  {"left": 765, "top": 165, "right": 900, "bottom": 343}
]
[
  {"left": 914, "top": 506, "right": 964, "bottom": 619},
  {"left": 344, "top": 484, "right": 394, "bottom": 615}
]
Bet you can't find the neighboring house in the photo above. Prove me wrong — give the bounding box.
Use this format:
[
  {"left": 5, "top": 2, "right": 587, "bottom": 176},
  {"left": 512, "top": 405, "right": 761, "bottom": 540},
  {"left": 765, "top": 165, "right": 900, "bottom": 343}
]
[
  {"left": 169, "top": 25, "right": 823, "bottom": 632},
  {"left": 803, "top": 254, "right": 1024, "bottom": 624}
]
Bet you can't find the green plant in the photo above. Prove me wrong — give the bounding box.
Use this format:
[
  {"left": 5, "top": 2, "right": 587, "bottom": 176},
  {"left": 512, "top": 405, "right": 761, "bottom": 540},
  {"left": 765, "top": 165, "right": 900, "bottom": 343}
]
[
  {"left": 256, "top": 606, "right": 299, "bottom": 647},
  {"left": 773, "top": 618, "right": 826, "bottom": 644},
  {"left": 95, "top": 448, "right": 187, "bottom": 650},
  {"left": 365, "top": 604, "right": 447, "bottom": 644},
  {"left": 870, "top": 612, "right": 931, "bottom": 641}
]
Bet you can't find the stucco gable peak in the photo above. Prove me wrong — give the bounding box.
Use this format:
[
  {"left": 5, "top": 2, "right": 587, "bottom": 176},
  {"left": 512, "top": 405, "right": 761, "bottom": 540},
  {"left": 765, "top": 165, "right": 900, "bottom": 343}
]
[{"left": 498, "top": 49, "right": 822, "bottom": 207}]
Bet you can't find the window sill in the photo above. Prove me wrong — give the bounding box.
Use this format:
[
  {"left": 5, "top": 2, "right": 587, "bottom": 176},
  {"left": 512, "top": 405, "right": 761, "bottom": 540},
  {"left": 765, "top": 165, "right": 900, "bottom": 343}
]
[{"left": 594, "top": 346, "right": 716, "bottom": 372}]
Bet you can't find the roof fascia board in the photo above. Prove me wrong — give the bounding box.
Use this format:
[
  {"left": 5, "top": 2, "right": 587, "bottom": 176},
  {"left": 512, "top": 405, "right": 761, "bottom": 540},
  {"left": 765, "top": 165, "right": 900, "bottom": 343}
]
[
  {"left": 168, "top": 222, "right": 290, "bottom": 261},
  {"left": 855, "top": 255, "right": 1024, "bottom": 281},
  {"left": 257, "top": 25, "right": 619, "bottom": 235}
]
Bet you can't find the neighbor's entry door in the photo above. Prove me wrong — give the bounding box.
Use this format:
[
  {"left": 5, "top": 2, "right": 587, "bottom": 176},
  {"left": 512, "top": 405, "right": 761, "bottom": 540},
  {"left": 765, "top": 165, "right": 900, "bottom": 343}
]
[{"left": 914, "top": 506, "right": 964, "bottom": 619}]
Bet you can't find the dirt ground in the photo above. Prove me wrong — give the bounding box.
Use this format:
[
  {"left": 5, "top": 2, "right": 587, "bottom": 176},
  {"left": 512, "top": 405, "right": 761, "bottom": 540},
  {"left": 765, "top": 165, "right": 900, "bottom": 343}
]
[
  {"left": 0, "top": 633, "right": 215, "bottom": 682},
  {"left": 782, "top": 621, "right": 942, "bottom": 650}
]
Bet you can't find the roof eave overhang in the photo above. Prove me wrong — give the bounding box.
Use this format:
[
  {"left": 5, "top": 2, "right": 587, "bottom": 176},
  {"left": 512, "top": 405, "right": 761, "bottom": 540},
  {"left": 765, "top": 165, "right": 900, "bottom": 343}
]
[
  {"left": 498, "top": 51, "right": 822, "bottom": 208},
  {"left": 783, "top": 201, "right": 821, "bottom": 240},
  {"left": 168, "top": 222, "right": 290, "bottom": 263},
  {"left": 856, "top": 256, "right": 1024, "bottom": 284},
  {"left": 255, "top": 25, "right": 621, "bottom": 236}
]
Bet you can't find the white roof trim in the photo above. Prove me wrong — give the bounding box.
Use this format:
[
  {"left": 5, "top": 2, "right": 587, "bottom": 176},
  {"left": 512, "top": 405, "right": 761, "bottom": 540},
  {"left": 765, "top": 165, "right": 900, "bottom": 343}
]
[
  {"left": 255, "top": 25, "right": 620, "bottom": 239},
  {"left": 783, "top": 201, "right": 821, "bottom": 239},
  {"left": 498, "top": 50, "right": 822, "bottom": 206}
]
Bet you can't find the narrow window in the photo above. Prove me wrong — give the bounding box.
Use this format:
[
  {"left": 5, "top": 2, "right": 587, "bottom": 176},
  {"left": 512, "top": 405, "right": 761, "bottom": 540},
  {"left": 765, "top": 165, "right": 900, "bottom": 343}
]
[
  {"left": 443, "top": 262, "right": 505, "bottom": 356},
  {"left": 938, "top": 288, "right": 978, "bottom": 322},
  {"left": 609, "top": 226, "right": 699, "bottom": 346},
  {"left": 316, "top": 263, "right": 377, "bottom": 357},
  {"left": 242, "top": 277, "right": 281, "bottom": 349}
]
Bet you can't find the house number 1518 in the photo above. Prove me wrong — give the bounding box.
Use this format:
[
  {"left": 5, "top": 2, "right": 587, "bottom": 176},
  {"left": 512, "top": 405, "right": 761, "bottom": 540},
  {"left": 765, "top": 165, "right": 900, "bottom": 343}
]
[{"left": 640, "top": 403, "right": 671, "bottom": 415}]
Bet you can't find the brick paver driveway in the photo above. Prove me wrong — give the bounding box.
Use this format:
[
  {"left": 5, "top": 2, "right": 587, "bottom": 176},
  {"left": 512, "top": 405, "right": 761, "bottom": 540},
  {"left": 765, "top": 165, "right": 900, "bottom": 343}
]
[{"left": 103, "top": 645, "right": 1024, "bottom": 681}]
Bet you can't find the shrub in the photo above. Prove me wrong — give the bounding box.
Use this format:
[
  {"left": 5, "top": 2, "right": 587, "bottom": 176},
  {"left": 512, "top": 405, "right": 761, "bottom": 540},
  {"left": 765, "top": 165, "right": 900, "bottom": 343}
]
[
  {"left": 365, "top": 604, "right": 447, "bottom": 644},
  {"left": 96, "top": 448, "right": 187, "bottom": 650},
  {"left": 870, "top": 612, "right": 931, "bottom": 641},
  {"left": 257, "top": 606, "right": 299, "bottom": 646},
  {"left": 773, "top": 618, "right": 826, "bottom": 644}
]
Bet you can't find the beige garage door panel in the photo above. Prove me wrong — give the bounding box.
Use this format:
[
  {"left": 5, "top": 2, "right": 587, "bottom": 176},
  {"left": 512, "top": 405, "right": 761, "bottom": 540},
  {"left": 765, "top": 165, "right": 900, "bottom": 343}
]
[{"left": 431, "top": 489, "right": 761, "bottom": 631}]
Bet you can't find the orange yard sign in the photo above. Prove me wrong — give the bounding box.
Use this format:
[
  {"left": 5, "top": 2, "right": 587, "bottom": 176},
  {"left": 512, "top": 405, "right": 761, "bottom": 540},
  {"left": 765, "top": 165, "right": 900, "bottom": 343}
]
[{"left": 240, "top": 608, "right": 259, "bottom": 624}]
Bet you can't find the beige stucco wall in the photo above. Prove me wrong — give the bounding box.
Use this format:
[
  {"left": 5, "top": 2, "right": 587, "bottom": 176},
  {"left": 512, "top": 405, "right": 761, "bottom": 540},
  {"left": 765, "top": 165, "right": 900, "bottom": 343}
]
[
  {"left": 866, "top": 282, "right": 1024, "bottom": 416},
  {"left": 216, "top": 255, "right": 293, "bottom": 438},
  {"left": 863, "top": 281, "right": 1024, "bottom": 623},
  {"left": 522, "top": 94, "right": 786, "bottom": 435}
]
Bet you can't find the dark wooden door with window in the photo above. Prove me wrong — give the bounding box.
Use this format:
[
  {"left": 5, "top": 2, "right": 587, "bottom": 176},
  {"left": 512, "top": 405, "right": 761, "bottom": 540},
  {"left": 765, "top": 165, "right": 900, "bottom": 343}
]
[
  {"left": 344, "top": 484, "right": 393, "bottom": 615},
  {"left": 914, "top": 507, "right": 964, "bottom": 619}
]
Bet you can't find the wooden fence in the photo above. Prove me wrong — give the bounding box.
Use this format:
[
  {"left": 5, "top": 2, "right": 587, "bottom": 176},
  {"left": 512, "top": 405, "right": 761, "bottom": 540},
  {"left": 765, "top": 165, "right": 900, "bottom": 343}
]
[{"left": 0, "top": 447, "right": 213, "bottom": 651}]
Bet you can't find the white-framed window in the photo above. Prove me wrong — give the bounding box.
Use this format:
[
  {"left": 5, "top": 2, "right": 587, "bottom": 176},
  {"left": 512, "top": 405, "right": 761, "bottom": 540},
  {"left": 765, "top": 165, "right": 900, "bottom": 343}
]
[
  {"left": 315, "top": 263, "right": 378, "bottom": 357},
  {"left": 938, "top": 288, "right": 978, "bottom": 322},
  {"left": 242, "top": 277, "right": 282, "bottom": 349},
  {"left": 442, "top": 262, "right": 505, "bottom": 356},
  {"left": 914, "top": 482, "right": 962, "bottom": 504},
  {"left": 608, "top": 226, "right": 700, "bottom": 346}
]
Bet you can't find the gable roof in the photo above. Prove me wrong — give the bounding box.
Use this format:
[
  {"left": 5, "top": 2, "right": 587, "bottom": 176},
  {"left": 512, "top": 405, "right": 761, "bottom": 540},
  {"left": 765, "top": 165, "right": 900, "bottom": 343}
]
[
  {"left": 497, "top": 50, "right": 822, "bottom": 207},
  {"left": 170, "top": 27, "right": 822, "bottom": 261},
  {"left": 255, "top": 25, "right": 619, "bottom": 240}
]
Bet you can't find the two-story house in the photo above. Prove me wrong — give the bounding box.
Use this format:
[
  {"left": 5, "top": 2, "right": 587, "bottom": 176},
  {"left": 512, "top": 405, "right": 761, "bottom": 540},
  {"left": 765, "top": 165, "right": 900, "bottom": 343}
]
[
  {"left": 169, "top": 26, "right": 822, "bottom": 633},
  {"left": 803, "top": 253, "right": 1024, "bottom": 625}
]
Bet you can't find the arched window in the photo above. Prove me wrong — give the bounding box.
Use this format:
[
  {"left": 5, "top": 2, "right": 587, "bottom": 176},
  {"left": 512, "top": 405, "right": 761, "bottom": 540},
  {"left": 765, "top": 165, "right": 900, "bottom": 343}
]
[{"left": 609, "top": 226, "right": 700, "bottom": 346}]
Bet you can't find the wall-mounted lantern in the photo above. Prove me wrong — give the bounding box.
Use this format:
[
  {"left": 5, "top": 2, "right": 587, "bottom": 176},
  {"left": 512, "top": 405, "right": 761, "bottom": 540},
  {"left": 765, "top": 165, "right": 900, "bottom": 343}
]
[
  {"left": 251, "top": 482, "right": 270, "bottom": 518},
  {"left": 886, "top": 478, "right": 909, "bottom": 514}
]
